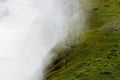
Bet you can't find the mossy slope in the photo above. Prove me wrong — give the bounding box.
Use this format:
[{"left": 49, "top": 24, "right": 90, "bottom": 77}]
[{"left": 45, "top": 0, "right": 120, "bottom": 80}]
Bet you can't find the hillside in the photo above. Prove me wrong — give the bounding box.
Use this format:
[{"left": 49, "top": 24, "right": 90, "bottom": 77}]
[{"left": 44, "top": 0, "right": 120, "bottom": 80}]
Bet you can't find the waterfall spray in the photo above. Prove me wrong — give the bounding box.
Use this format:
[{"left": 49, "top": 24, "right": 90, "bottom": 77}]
[{"left": 0, "top": 0, "right": 83, "bottom": 80}]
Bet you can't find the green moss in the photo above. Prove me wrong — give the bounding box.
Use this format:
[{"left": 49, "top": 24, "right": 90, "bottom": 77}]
[
  {"left": 45, "top": 0, "right": 120, "bottom": 80},
  {"left": 45, "top": 25, "right": 120, "bottom": 80},
  {"left": 87, "top": 0, "right": 120, "bottom": 29}
]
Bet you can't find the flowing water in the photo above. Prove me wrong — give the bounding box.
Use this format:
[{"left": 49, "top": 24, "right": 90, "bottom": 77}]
[{"left": 0, "top": 0, "right": 82, "bottom": 80}]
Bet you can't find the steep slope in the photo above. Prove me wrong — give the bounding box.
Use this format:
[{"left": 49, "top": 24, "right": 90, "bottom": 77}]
[{"left": 45, "top": 0, "right": 120, "bottom": 80}]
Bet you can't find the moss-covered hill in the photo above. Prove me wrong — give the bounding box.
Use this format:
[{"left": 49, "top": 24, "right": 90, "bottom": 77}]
[{"left": 45, "top": 0, "right": 120, "bottom": 80}]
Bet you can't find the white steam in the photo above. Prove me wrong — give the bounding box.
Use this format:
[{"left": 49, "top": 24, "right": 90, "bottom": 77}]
[{"left": 0, "top": 0, "right": 82, "bottom": 80}]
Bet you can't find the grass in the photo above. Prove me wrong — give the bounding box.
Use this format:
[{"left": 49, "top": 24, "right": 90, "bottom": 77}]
[
  {"left": 87, "top": 0, "right": 120, "bottom": 29},
  {"left": 45, "top": 0, "right": 120, "bottom": 80},
  {"left": 45, "top": 27, "right": 120, "bottom": 80}
]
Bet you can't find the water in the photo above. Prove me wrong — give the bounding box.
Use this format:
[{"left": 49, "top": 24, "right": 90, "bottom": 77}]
[{"left": 0, "top": 0, "right": 82, "bottom": 80}]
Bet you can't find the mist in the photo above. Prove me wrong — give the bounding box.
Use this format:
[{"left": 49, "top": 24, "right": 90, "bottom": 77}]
[{"left": 0, "top": 0, "right": 82, "bottom": 80}]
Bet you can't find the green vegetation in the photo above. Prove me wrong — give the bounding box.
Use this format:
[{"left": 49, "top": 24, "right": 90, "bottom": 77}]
[
  {"left": 88, "top": 0, "right": 120, "bottom": 29},
  {"left": 45, "top": 0, "right": 120, "bottom": 80}
]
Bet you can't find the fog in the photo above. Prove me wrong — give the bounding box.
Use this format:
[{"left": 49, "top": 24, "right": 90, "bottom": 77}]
[{"left": 0, "top": 0, "right": 81, "bottom": 80}]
